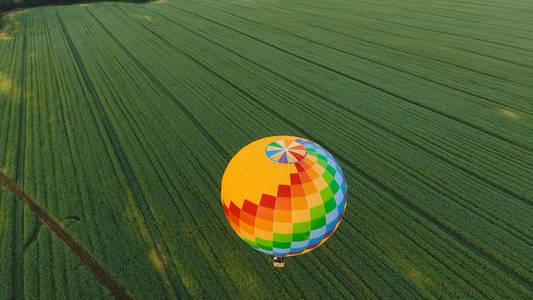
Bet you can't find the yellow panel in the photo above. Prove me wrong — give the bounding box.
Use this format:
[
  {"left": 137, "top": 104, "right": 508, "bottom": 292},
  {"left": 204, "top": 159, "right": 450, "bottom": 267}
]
[
  {"left": 243, "top": 162, "right": 280, "bottom": 206},
  {"left": 292, "top": 209, "right": 311, "bottom": 222},
  {"left": 241, "top": 230, "right": 255, "bottom": 242},
  {"left": 273, "top": 222, "right": 292, "bottom": 234},
  {"left": 255, "top": 227, "right": 273, "bottom": 240},
  {"left": 221, "top": 151, "right": 263, "bottom": 207},
  {"left": 223, "top": 159, "right": 265, "bottom": 208},
  {"left": 312, "top": 160, "right": 326, "bottom": 174},
  {"left": 306, "top": 193, "right": 323, "bottom": 208},
  {"left": 278, "top": 163, "right": 292, "bottom": 186},
  {"left": 313, "top": 177, "right": 329, "bottom": 191},
  {"left": 261, "top": 167, "right": 283, "bottom": 201}
]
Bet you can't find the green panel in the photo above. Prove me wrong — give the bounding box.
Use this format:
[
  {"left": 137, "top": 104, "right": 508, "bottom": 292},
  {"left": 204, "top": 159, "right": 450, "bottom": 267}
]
[
  {"left": 330, "top": 180, "right": 340, "bottom": 195},
  {"left": 311, "top": 217, "right": 327, "bottom": 230},
  {"left": 324, "top": 197, "right": 337, "bottom": 213},
  {"left": 256, "top": 237, "right": 273, "bottom": 250},
  {"left": 293, "top": 221, "right": 311, "bottom": 233},
  {"left": 317, "top": 159, "right": 329, "bottom": 169},
  {"left": 326, "top": 165, "right": 336, "bottom": 176},
  {"left": 292, "top": 232, "right": 311, "bottom": 242},
  {"left": 320, "top": 187, "right": 334, "bottom": 202},
  {"left": 273, "top": 233, "right": 292, "bottom": 243},
  {"left": 309, "top": 205, "right": 325, "bottom": 220},
  {"left": 322, "top": 171, "right": 334, "bottom": 184},
  {"left": 273, "top": 241, "right": 292, "bottom": 249}
]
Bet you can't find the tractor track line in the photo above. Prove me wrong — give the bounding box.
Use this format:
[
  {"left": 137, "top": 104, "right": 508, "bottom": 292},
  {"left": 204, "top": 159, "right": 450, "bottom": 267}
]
[
  {"left": 310, "top": 5, "right": 533, "bottom": 56},
  {"left": 438, "top": 6, "right": 533, "bottom": 27},
  {"left": 55, "top": 10, "right": 188, "bottom": 300},
  {"left": 397, "top": 6, "right": 533, "bottom": 37},
  {"left": 334, "top": 14, "right": 533, "bottom": 68},
  {"left": 53, "top": 39, "right": 102, "bottom": 261},
  {"left": 0, "top": 172, "right": 132, "bottom": 300},
  {"left": 13, "top": 26, "right": 27, "bottom": 300},
  {"left": 40, "top": 11, "right": 105, "bottom": 268},
  {"left": 305, "top": 0, "right": 533, "bottom": 29},
  {"left": 353, "top": 1, "right": 533, "bottom": 42}
]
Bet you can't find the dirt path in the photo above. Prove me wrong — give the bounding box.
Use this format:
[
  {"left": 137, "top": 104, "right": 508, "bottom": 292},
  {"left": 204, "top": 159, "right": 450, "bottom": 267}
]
[{"left": 0, "top": 171, "right": 133, "bottom": 300}]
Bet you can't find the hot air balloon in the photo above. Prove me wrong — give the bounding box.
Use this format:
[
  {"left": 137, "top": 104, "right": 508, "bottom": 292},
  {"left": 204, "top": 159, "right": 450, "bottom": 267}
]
[{"left": 221, "top": 136, "right": 347, "bottom": 267}]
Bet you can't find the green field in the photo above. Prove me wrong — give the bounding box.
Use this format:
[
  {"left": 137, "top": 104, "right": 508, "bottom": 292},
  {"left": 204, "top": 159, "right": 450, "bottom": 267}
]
[{"left": 1, "top": 0, "right": 533, "bottom": 298}]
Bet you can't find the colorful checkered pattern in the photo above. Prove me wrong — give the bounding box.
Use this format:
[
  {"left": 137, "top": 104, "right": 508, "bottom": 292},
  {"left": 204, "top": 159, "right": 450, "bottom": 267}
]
[{"left": 221, "top": 136, "right": 347, "bottom": 257}]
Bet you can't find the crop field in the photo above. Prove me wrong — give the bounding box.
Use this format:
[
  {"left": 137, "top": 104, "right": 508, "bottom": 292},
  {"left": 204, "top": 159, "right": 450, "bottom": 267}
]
[{"left": 1, "top": 0, "right": 532, "bottom": 298}]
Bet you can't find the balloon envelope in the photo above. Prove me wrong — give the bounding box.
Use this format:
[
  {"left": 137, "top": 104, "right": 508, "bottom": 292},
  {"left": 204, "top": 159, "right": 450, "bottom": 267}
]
[{"left": 221, "top": 136, "right": 347, "bottom": 256}]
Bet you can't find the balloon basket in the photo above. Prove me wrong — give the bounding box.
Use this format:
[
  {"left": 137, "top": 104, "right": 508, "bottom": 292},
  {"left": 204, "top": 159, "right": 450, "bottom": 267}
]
[{"left": 273, "top": 256, "right": 285, "bottom": 268}]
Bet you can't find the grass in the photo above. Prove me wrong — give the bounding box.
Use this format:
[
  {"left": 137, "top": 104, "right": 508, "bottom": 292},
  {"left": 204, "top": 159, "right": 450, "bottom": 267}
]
[{"left": 0, "top": 0, "right": 532, "bottom": 298}]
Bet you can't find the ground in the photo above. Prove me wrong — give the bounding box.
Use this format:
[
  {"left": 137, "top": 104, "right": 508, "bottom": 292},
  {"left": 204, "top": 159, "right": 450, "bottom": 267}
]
[{"left": 0, "top": 0, "right": 532, "bottom": 299}]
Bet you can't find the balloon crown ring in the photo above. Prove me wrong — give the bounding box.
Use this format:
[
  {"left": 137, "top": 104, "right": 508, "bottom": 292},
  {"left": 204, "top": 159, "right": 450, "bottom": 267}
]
[{"left": 265, "top": 139, "right": 307, "bottom": 164}]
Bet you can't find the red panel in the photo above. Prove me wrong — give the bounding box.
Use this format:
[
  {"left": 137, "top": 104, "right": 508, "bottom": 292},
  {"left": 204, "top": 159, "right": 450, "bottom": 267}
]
[
  {"left": 242, "top": 199, "right": 258, "bottom": 216},
  {"left": 223, "top": 203, "right": 229, "bottom": 217},
  {"left": 277, "top": 185, "right": 291, "bottom": 198},
  {"left": 260, "top": 194, "right": 276, "bottom": 209},
  {"left": 229, "top": 202, "right": 241, "bottom": 218},
  {"left": 295, "top": 162, "right": 305, "bottom": 172},
  {"left": 290, "top": 173, "right": 302, "bottom": 185}
]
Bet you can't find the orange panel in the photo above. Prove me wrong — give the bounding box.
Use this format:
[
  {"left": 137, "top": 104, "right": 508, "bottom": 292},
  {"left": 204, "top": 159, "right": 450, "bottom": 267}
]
[
  {"left": 274, "top": 210, "right": 292, "bottom": 223},
  {"left": 255, "top": 218, "right": 273, "bottom": 231},
  {"left": 276, "top": 197, "right": 291, "bottom": 210},
  {"left": 292, "top": 197, "right": 308, "bottom": 210}
]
